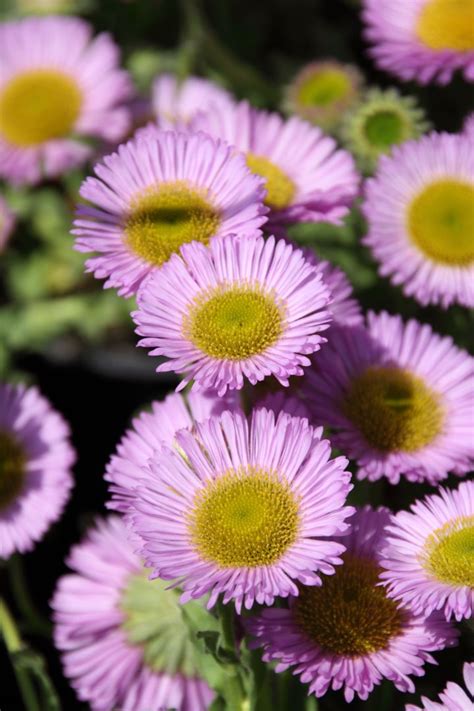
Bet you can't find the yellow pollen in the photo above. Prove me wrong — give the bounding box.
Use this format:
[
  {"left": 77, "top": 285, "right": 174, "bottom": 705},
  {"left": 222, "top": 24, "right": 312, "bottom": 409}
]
[
  {"left": 343, "top": 366, "right": 443, "bottom": 453},
  {"left": 0, "top": 431, "right": 26, "bottom": 511},
  {"left": 297, "top": 68, "right": 351, "bottom": 107},
  {"left": 0, "top": 69, "right": 82, "bottom": 147},
  {"left": 246, "top": 153, "right": 296, "bottom": 210},
  {"left": 416, "top": 0, "right": 474, "bottom": 52},
  {"left": 188, "top": 466, "right": 300, "bottom": 567},
  {"left": 293, "top": 555, "right": 405, "bottom": 657},
  {"left": 183, "top": 283, "right": 284, "bottom": 360},
  {"left": 408, "top": 180, "right": 474, "bottom": 266},
  {"left": 423, "top": 516, "right": 474, "bottom": 588},
  {"left": 124, "top": 181, "right": 221, "bottom": 267}
]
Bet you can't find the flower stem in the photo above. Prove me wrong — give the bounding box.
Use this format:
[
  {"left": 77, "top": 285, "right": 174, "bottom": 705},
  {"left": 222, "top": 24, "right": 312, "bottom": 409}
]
[
  {"left": 219, "top": 600, "right": 237, "bottom": 652},
  {"left": 8, "top": 555, "right": 51, "bottom": 637},
  {"left": 217, "top": 601, "right": 249, "bottom": 709},
  {"left": 0, "top": 599, "right": 41, "bottom": 711},
  {"left": 179, "top": 0, "right": 276, "bottom": 102}
]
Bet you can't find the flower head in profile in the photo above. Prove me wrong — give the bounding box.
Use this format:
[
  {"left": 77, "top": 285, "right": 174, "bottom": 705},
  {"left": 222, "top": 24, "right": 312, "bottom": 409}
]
[
  {"left": 151, "top": 73, "right": 232, "bottom": 128},
  {"left": 0, "top": 16, "right": 131, "bottom": 184},
  {"left": 133, "top": 234, "right": 332, "bottom": 395},
  {"left": 381, "top": 481, "right": 474, "bottom": 622},
  {"left": 192, "top": 99, "right": 359, "bottom": 226},
  {"left": 407, "top": 661, "right": 474, "bottom": 711},
  {"left": 283, "top": 60, "right": 363, "bottom": 132},
  {"left": 0, "top": 382, "right": 75, "bottom": 559},
  {"left": 341, "top": 87, "right": 430, "bottom": 173},
  {"left": 106, "top": 389, "right": 236, "bottom": 515},
  {"left": 362, "top": 0, "right": 474, "bottom": 84},
  {"left": 247, "top": 507, "right": 458, "bottom": 703},
  {"left": 363, "top": 132, "right": 474, "bottom": 308},
  {"left": 0, "top": 196, "right": 15, "bottom": 251},
  {"left": 307, "top": 312, "right": 474, "bottom": 484},
  {"left": 52, "top": 516, "right": 215, "bottom": 711},
  {"left": 131, "top": 408, "right": 354, "bottom": 612},
  {"left": 73, "top": 130, "right": 267, "bottom": 297}
]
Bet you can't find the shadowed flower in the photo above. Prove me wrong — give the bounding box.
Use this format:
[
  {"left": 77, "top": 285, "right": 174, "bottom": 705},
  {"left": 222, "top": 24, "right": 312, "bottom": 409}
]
[
  {"left": 0, "top": 16, "right": 131, "bottom": 184},
  {"left": 283, "top": 60, "right": 363, "bottom": 132},
  {"left": 73, "top": 130, "right": 267, "bottom": 297},
  {"left": 363, "top": 132, "right": 474, "bottom": 308},
  {"left": 151, "top": 73, "right": 233, "bottom": 128},
  {"left": 131, "top": 408, "right": 354, "bottom": 612},
  {"left": 192, "top": 99, "right": 359, "bottom": 227},
  {"left": 0, "top": 382, "right": 75, "bottom": 559},
  {"left": 300, "top": 246, "right": 363, "bottom": 327},
  {"left": 133, "top": 234, "right": 332, "bottom": 395},
  {"left": 247, "top": 507, "right": 458, "bottom": 703},
  {"left": 52, "top": 516, "right": 215, "bottom": 711},
  {"left": 381, "top": 481, "right": 474, "bottom": 622},
  {"left": 362, "top": 0, "right": 474, "bottom": 84},
  {"left": 307, "top": 312, "right": 474, "bottom": 484}
]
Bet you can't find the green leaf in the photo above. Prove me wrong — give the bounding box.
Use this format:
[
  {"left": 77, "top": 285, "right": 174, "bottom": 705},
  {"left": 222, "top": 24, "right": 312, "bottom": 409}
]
[{"left": 30, "top": 188, "right": 74, "bottom": 247}]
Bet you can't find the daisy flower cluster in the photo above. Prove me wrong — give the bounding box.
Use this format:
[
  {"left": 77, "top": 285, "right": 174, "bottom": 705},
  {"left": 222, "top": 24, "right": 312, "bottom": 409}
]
[{"left": 0, "top": 2, "right": 472, "bottom": 711}]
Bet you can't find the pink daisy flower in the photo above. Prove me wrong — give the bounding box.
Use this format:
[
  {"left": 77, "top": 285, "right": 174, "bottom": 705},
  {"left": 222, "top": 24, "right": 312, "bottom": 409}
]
[
  {"left": 307, "top": 311, "right": 474, "bottom": 484},
  {"left": 133, "top": 234, "right": 332, "bottom": 395},
  {"left": 0, "top": 16, "right": 131, "bottom": 185},
  {"left": 0, "top": 195, "right": 15, "bottom": 251},
  {"left": 407, "top": 661, "right": 474, "bottom": 711},
  {"left": 254, "top": 391, "right": 311, "bottom": 420},
  {"left": 131, "top": 407, "right": 354, "bottom": 612},
  {"left": 381, "top": 481, "right": 474, "bottom": 622},
  {"left": 362, "top": 0, "right": 474, "bottom": 84},
  {"left": 151, "top": 73, "right": 232, "bottom": 128},
  {"left": 0, "top": 382, "right": 75, "bottom": 559},
  {"left": 73, "top": 130, "right": 267, "bottom": 297},
  {"left": 363, "top": 133, "right": 474, "bottom": 308},
  {"left": 106, "top": 389, "right": 236, "bottom": 515},
  {"left": 51, "top": 516, "right": 214, "bottom": 711},
  {"left": 191, "top": 99, "right": 359, "bottom": 226},
  {"left": 302, "top": 247, "right": 363, "bottom": 327},
  {"left": 246, "top": 507, "right": 458, "bottom": 703},
  {"left": 317, "top": 260, "right": 363, "bottom": 327}
]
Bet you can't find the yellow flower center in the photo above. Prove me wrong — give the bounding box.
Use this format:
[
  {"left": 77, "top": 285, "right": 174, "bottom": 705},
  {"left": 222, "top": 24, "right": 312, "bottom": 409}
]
[
  {"left": 124, "top": 181, "right": 221, "bottom": 266},
  {"left": 188, "top": 466, "right": 300, "bottom": 567},
  {"left": 416, "top": 0, "right": 474, "bottom": 51},
  {"left": 183, "top": 284, "right": 284, "bottom": 361},
  {"left": 293, "top": 555, "right": 405, "bottom": 656},
  {"left": 423, "top": 516, "right": 474, "bottom": 587},
  {"left": 0, "top": 431, "right": 26, "bottom": 511},
  {"left": 0, "top": 69, "right": 82, "bottom": 147},
  {"left": 297, "top": 67, "right": 351, "bottom": 107},
  {"left": 408, "top": 180, "right": 474, "bottom": 266},
  {"left": 121, "top": 572, "right": 213, "bottom": 676},
  {"left": 343, "top": 366, "right": 443, "bottom": 453},
  {"left": 246, "top": 154, "right": 296, "bottom": 210}
]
